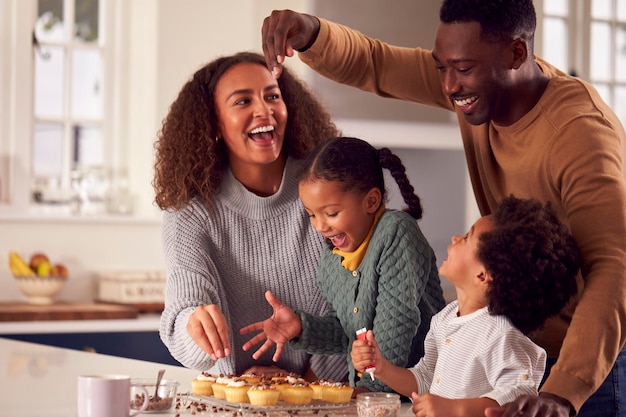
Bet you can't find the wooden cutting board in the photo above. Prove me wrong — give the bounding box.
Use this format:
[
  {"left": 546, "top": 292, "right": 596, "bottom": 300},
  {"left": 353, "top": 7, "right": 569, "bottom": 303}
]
[{"left": 0, "top": 302, "right": 139, "bottom": 321}]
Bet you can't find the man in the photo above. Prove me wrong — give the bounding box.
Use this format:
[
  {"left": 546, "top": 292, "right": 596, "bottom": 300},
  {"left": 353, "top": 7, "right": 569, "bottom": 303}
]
[{"left": 261, "top": 1, "right": 626, "bottom": 417}]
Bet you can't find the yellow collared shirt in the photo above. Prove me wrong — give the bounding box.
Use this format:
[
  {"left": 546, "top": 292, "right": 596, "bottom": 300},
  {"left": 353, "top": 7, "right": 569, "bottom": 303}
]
[{"left": 332, "top": 205, "right": 385, "bottom": 271}]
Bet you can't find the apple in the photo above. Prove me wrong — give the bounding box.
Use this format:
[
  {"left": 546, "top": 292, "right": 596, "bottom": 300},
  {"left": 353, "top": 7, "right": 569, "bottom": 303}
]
[
  {"left": 55, "top": 263, "right": 69, "bottom": 278},
  {"left": 36, "top": 261, "right": 52, "bottom": 277},
  {"left": 29, "top": 253, "right": 50, "bottom": 270}
]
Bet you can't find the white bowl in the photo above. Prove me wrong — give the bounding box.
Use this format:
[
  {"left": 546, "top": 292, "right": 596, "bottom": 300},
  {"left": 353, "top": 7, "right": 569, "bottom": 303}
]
[
  {"left": 130, "top": 378, "right": 179, "bottom": 413},
  {"left": 14, "top": 276, "right": 67, "bottom": 305}
]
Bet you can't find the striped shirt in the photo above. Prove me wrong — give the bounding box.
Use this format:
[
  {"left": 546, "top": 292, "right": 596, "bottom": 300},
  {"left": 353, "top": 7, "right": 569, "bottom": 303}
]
[{"left": 409, "top": 300, "right": 546, "bottom": 405}]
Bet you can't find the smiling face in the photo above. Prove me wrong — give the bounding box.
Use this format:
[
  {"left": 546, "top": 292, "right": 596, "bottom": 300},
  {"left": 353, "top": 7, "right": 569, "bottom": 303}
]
[
  {"left": 439, "top": 215, "right": 494, "bottom": 285},
  {"left": 299, "top": 179, "right": 381, "bottom": 252},
  {"left": 432, "top": 21, "right": 515, "bottom": 126},
  {"left": 214, "top": 62, "right": 288, "bottom": 172}
]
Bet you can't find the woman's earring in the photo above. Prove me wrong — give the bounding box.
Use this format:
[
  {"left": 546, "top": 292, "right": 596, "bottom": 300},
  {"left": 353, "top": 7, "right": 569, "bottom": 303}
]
[{"left": 215, "top": 136, "right": 220, "bottom": 143}]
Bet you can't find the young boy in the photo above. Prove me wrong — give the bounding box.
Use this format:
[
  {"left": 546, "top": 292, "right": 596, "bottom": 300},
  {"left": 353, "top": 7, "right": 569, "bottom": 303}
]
[{"left": 351, "top": 196, "right": 581, "bottom": 417}]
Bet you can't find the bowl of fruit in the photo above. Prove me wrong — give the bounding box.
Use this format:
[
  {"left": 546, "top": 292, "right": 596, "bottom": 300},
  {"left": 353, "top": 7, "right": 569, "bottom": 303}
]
[{"left": 9, "top": 251, "right": 69, "bottom": 305}]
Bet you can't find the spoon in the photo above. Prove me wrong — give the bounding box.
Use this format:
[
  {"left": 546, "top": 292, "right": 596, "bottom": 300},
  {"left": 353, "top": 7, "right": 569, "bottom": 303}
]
[{"left": 152, "top": 369, "right": 166, "bottom": 401}]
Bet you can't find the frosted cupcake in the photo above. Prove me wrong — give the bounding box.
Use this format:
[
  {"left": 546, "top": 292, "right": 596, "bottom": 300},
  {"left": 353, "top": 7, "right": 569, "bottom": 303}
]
[
  {"left": 310, "top": 379, "right": 332, "bottom": 400},
  {"left": 282, "top": 382, "right": 314, "bottom": 405},
  {"left": 270, "top": 376, "right": 290, "bottom": 400},
  {"left": 212, "top": 374, "right": 235, "bottom": 400},
  {"left": 322, "top": 381, "right": 354, "bottom": 403},
  {"left": 191, "top": 372, "right": 216, "bottom": 396},
  {"left": 247, "top": 384, "right": 280, "bottom": 406},
  {"left": 224, "top": 378, "right": 251, "bottom": 403},
  {"left": 240, "top": 372, "right": 262, "bottom": 385}
]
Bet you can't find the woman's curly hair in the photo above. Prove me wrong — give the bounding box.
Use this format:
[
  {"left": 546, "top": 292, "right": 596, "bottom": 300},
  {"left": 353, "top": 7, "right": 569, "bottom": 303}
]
[
  {"left": 153, "top": 52, "right": 340, "bottom": 210},
  {"left": 478, "top": 195, "right": 581, "bottom": 335}
]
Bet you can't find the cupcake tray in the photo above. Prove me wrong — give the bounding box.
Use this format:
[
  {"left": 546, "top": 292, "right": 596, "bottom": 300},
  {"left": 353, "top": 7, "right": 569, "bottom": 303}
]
[{"left": 180, "top": 393, "right": 356, "bottom": 415}]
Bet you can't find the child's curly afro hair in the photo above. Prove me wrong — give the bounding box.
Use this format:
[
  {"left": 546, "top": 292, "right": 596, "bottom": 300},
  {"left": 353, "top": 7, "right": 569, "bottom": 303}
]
[{"left": 478, "top": 195, "right": 581, "bottom": 335}]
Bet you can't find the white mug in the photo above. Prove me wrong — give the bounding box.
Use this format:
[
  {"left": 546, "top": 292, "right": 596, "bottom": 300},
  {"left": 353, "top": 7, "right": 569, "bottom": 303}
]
[{"left": 77, "top": 374, "right": 149, "bottom": 417}]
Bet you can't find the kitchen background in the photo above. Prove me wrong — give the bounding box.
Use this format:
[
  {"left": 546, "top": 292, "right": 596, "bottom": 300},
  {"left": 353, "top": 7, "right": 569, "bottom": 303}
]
[{"left": 4, "top": 0, "right": 623, "bottom": 308}]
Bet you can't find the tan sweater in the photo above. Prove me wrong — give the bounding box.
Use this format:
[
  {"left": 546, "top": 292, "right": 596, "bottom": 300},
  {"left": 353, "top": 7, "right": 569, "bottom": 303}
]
[{"left": 299, "top": 18, "right": 626, "bottom": 412}]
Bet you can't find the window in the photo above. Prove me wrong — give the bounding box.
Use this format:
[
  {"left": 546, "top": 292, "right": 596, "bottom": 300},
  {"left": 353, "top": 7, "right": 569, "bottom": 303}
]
[
  {"left": 0, "top": 0, "right": 143, "bottom": 217},
  {"left": 538, "top": 0, "right": 626, "bottom": 124},
  {"left": 32, "top": 0, "right": 107, "bottom": 214}
]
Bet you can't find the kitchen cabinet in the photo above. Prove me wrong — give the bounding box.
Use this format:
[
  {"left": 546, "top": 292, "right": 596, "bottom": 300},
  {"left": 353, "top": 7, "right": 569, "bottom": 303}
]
[
  {"left": 2, "top": 331, "right": 180, "bottom": 366},
  {"left": 0, "top": 315, "right": 182, "bottom": 366}
]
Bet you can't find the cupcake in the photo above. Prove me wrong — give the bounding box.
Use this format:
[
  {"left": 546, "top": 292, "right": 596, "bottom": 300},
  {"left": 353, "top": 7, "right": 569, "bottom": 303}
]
[
  {"left": 281, "top": 382, "right": 314, "bottom": 405},
  {"left": 271, "top": 372, "right": 303, "bottom": 382},
  {"left": 191, "top": 372, "right": 216, "bottom": 396},
  {"left": 285, "top": 374, "right": 307, "bottom": 385},
  {"left": 270, "top": 376, "right": 290, "bottom": 400},
  {"left": 247, "top": 384, "right": 280, "bottom": 406},
  {"left": 322, "top": 381, "right": 354, "bottom": 403},
  {"left": 224, "top": 378, "right": 251, "bottom": 403},
  {"left": 240, "top": 372, "right": 262, "bottom": 385},
  {"left": 212, "top": 374, "right": 235, "bottom": 400},
  {"left": 310, "top": 379, "right": 332, "bottom": 400}
]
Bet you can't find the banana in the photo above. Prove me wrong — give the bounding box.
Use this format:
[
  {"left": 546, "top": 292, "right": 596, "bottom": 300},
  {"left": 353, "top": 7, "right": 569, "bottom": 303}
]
[{"left": 8, "top": 251, "right": 35, "bottom": 277}]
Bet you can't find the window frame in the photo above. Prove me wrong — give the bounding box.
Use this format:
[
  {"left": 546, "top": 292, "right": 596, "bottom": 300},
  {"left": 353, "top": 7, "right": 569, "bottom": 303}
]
[
  {"left": 0, "top": 0, "right": 134, "bottom": 218},
  {"left": 536, "top": 0, "right": 626, "bottom": 123}
]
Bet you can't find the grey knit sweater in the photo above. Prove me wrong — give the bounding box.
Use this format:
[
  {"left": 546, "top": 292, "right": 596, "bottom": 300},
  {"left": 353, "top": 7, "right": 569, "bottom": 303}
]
[
  {"left": 291, "top": 210, "right": 445, "bottom": 392},
  {"left": 159, "top": 158, "right": 348, "bottom": 381}
]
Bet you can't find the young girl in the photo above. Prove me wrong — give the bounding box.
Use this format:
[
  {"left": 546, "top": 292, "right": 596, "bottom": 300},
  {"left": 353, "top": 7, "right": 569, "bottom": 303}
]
[
  {"left": 241, "top": 136, "right": 446, "bottom": 395},
  {"left": 351, "top": 196, "right": 581, "bottom": 417}
]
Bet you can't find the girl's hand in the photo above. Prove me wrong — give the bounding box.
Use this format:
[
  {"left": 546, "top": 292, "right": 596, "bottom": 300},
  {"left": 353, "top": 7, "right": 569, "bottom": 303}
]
[
  {"left": 240, "top": 290, "right": 302, "bottom": 361},
  {"left": 186, "top": 304, "right": 231, "bottom": 361}
]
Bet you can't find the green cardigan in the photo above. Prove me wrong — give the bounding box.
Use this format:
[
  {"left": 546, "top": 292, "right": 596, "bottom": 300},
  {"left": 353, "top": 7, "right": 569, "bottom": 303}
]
[{"left": 291, "top": 209, "right": 445, "bottom": 392}]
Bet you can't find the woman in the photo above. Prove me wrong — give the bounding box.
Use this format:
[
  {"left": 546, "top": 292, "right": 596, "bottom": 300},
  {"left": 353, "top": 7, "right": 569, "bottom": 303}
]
[{"left": 153, "top": 51, "right": 347, "bottom": 381}]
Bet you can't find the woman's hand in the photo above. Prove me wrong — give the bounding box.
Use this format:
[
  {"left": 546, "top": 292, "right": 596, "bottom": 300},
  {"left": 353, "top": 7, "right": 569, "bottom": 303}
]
[
  {"left": 186, "top": 304, "right": 231, "bottom": 361},
  {"left": 240, "top": 290, "right": 303, "bottom": 361}
]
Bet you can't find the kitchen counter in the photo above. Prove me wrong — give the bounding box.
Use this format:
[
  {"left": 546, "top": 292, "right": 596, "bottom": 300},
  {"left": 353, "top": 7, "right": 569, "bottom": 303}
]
[
  {"left": 0, "top": 337, "right": 197, "bottom": 416},
  {"left": 0, "top": 337, "right": 414, "bottom": 417}
]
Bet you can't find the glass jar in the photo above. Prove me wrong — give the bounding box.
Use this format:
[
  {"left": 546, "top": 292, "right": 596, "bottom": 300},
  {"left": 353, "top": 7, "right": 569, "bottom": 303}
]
[{"left": 356, "top": 392, "right": 401, "bottom": 417}]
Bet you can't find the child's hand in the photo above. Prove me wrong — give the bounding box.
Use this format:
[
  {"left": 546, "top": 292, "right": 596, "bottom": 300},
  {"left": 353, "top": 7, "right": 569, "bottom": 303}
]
[
  {"left": 411, "top": 392, "right": 454, "bottom": 417},
  {"left": 350, "top": 329, "right": 385, "bottom": 375},
  {"left": 240, "top": 290, "right": 302, "bottom": 361}
]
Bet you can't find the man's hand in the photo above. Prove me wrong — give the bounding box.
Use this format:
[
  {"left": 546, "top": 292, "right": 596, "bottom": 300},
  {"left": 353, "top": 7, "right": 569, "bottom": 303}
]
[
  {"left": 261, "top": 9, "right": 320, "bottom": 78},
  {"left": 484, "top": 393, "right": 574, "bottom": 417},
  {"left": 186, "top": 304, "right": 231, "bottom": 361},
  {"left": 240, "top": 290, "right": 302, "bottom": 361}
]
